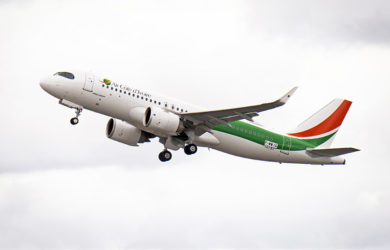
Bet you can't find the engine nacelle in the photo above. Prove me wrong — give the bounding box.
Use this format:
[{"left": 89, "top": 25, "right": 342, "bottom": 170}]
[
  {"left": 106, "top": 118, "right": 147, "bottom": 146},
  {"left": 143, "top": 107, "right": 183, "bottom": 136},
  {"left": 128, "top": 107, "right": 147, "bottom": 127}
]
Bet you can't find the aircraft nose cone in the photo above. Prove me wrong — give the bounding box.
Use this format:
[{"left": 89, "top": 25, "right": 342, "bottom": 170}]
[
  {"left": 39, "top": 79, "right": 47, "bottom": 89},
  {"left": 39, "top": 77, "right": 51, "bottom": 92}
]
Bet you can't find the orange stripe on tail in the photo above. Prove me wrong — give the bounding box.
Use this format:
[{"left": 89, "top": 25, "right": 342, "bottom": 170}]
[{"left": 288, "top": 100, "right": 352, "bottom": 138}]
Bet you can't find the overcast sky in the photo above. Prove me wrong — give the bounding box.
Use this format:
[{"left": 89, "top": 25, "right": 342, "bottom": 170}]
[{"left": 1, "top": 0, "right": 389, "bottom": 249}]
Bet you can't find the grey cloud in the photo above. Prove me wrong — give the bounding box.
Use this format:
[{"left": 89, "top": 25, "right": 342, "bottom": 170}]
[
  {"left": 1, "top": 164, "right": 390, "bottom": 249},
  {"left": 343, "top": 15, "right": 390, "bottom": 44},
  {"left": 246, "top": 0, "right": 390, "bottom": 45}
]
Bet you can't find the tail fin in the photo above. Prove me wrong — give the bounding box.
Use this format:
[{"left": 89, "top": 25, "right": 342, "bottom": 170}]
[{"left": 288, "top": 99, "right": 352, "bottom": 148}]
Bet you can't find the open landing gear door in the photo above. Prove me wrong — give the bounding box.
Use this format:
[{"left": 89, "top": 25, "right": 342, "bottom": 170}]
[{"left": 83, "top": 73, "right": 94, "bottom": 92}]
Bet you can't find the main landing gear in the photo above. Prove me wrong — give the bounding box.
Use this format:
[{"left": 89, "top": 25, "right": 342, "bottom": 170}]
[
  {"left": 70, "top": 108, "right": 82, "bottom": 125},
  {"left": 184, "top": 144, "right": 197, "bottom": 155},
  {"left": 158, "top": 144, "right": 198, "bottom": 162},
  {"left": 158, "top": 150, "right": 172, "bottom": 162}
]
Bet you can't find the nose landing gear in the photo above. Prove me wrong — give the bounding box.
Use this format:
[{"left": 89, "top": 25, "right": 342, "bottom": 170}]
[
  {"left": 70, "top": 117, "right": 79, "bottom": 125},
  {"left": 59, "top": 99, "right": 83, "bottom": 126},
  {"left": 70, "top": 108, "right": 82, "bottom": 125}
]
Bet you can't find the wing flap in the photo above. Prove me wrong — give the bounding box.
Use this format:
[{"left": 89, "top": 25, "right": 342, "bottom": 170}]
[{"left": 306, "top": 147, "right": 360, "bottom": 157}]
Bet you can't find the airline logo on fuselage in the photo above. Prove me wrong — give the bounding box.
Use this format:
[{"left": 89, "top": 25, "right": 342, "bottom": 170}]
[
  {"left": 102, "top": 80, "right": 152, "bottom": 98},
  {"left": 100, "top": 78, "right": 112, "bottom": 85}
]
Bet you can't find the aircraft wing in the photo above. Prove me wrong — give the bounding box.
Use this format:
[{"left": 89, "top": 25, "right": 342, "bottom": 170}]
[
  {"left": 306, "top": 147, "right": 360, "bottom": 157},
  {"left": 181, "top": 87, "right": 297, "bottom": 131}
]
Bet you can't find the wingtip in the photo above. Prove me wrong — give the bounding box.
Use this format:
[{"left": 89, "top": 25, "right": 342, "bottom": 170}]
[
  {"left": 289, "top": 86, "right": 298, "bottom": 96},
  {"left": 280, "top": 86, "right": 298, "bottom": 103}
]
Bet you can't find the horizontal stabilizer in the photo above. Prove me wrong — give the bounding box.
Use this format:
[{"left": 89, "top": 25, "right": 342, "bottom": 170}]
[{"left": 306, "top": 147, "right": 360, "bottom": 157}]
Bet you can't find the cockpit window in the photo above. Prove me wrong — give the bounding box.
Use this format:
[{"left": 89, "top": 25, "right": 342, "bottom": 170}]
[{"left": 54, "top": 72, "right": 75, "bottom": 80}]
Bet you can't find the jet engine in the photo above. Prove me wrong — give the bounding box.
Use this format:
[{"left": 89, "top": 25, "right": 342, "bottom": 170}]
[
  {"left": 106, "top": 118, "right": 151, "bottom": 146},
  {"left": 143, "top": 107, "right": 184, "bottom": 136}
]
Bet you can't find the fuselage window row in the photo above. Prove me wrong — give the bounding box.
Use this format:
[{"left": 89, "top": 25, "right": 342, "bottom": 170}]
[{"left": 101, "top": 83, "right": 187, "bottom": 113}]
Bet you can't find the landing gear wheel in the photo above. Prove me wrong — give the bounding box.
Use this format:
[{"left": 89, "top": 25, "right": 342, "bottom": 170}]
[
  {"left": 159, "top": 150, "right": 172, "bottom": 162},
  {"left": 70, "top": 117, "right": 79, "bottom": 125},
  {"left": 184, "top": 144, "right": 197, "bottom": 155},
  {"left": 70, "top": 107, "right": 82, "bottom": 125}
]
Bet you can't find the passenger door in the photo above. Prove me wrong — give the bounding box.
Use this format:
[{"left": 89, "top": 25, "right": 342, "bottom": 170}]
[{"left": 83, "top": 73, "right": 94, "bottom": 92}]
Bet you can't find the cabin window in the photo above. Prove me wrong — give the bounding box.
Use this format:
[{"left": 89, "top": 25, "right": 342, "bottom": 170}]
[
  {"left": 54, "top": 72, "right": 75, "bottom": 80},
  {"left": 146, "top": 98, "right": 148, "bottom": 101},
  {"left": 119, "top": 90, "right": 122, "bottom": 93}
]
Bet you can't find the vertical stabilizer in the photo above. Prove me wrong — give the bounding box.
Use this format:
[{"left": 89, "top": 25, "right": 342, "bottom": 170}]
[{"left": 288, "top": 99, "right": 352, "bottom": 148}]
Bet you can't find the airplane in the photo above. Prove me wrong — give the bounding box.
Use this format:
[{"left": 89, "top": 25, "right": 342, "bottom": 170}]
[{"left": 39, "top": 70, "right": 359, "bottom": 164}]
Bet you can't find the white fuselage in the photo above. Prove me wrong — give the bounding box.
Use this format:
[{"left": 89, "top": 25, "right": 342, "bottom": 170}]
[{"left": 40, "top": 71, "right": 345, "bottom": 165}]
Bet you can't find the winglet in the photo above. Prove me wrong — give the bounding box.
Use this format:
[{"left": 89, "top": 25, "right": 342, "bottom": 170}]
[{"left": 279, "top": 86, "right": 298, "bottom": 104}]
